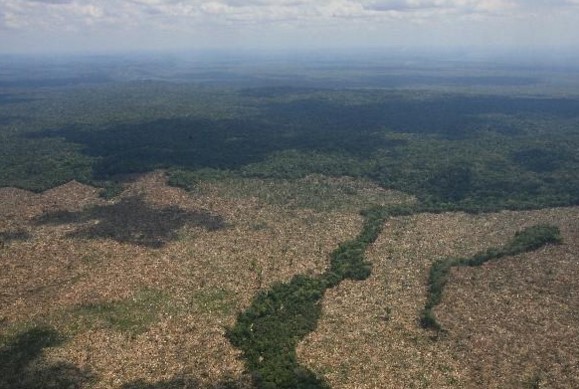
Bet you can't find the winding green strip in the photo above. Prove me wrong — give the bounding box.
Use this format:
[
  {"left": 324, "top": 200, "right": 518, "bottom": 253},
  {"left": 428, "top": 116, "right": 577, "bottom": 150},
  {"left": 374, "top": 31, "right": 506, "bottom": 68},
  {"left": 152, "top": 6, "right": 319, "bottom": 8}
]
[
  {"left": 421, "top": 224, "right": 562, "bottom": 331},
  {"left": 227, "top": 206, "right": 394, "bottom": 389}
]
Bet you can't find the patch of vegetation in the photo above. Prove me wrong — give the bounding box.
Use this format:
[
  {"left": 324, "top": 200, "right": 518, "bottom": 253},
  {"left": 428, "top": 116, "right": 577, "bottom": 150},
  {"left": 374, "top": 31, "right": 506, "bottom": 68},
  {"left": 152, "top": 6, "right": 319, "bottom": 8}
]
[
  {"left": 226, "top": 207, "right": 391, "bottom": 388},
  {"left": 97, "top": 180, "right": 125, "bottom": 199},
  {"left": 523, "top": 372, "right": 544, "bottom": 389},
  {"left": 167, "top": 169, "right": 201, "bottom": 193},
  {"left": 191, "top": 288, "right": 236, "bottom": 316},
  {"left": 421, "top": 224, "right": 562, "bottom": 331},
  {"left": 34, "top": 195, "right": 226, "bottom": 247},
  {"left": 227, "top": 275, "right": 330, "bottom": 388},
  {"left": 0, "top": 326, "right": 92, "bottom": 389},
  {"left": 66, "top": 289, "right": 170, "bottom": 335}
]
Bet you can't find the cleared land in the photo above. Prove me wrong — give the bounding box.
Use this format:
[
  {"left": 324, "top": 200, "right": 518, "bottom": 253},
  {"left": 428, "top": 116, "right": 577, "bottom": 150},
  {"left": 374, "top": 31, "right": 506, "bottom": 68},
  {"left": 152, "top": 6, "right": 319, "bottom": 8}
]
[
  {"left": 1, "top": 173, "right": 577, "bottom": 388},
  {"left": 300, "top": 206, "right": 579, "bottom": 388},
  {"left": 0, "top": 172, "right": 394, "bottom": 388}
]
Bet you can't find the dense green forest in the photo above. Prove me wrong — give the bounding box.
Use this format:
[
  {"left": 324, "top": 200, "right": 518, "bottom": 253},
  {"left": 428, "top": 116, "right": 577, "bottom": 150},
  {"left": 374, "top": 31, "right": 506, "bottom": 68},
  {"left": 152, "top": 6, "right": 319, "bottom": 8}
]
[{"left": 1, "top": 58, "right": 579, "bottom": 213}]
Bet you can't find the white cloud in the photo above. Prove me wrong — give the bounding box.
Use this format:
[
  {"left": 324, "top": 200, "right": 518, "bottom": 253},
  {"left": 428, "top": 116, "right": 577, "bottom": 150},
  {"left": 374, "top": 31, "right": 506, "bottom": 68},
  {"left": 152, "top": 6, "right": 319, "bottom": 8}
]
[
  {"left": 0, "top": 0, "right": 568, "bottom": 30},
  {"left": 0, "top": 0, "right": 577, "bottom": 52},
  {"left": 25, "top": 0, "right": 73, "bottom": 4}
]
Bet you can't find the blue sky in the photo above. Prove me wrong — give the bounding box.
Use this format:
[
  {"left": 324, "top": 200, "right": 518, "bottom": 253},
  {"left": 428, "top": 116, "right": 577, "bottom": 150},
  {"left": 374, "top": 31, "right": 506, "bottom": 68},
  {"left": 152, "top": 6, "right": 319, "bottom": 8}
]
[{"left": 1, "top": 0, "right": 578, "bottom": 54}]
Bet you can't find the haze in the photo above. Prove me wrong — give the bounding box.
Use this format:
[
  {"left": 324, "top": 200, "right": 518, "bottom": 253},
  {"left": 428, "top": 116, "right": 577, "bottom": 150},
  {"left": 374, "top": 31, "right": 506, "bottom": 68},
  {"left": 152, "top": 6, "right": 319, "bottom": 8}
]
[{"left": 1, "top": 0, "right": 579, "bottom": 55}]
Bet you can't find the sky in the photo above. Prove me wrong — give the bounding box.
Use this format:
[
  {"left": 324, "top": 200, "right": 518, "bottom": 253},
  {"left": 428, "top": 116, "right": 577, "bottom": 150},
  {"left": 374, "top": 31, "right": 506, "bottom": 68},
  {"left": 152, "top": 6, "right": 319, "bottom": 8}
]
[{"left": 1, "top": 0, "right": 579, "bottom": 54}]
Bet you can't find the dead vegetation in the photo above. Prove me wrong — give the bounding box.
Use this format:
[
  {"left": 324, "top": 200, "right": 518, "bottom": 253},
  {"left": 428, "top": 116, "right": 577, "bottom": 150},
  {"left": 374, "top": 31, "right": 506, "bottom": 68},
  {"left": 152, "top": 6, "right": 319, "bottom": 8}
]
[
  {"left": 1, "top": 173, "right": 578, "bottom": 388},
  {"left": 299, "top": 207, "right": 579, "bottom": 388},
  {"left": 0, "top": 172, "right": 362, "bottom": 388}
]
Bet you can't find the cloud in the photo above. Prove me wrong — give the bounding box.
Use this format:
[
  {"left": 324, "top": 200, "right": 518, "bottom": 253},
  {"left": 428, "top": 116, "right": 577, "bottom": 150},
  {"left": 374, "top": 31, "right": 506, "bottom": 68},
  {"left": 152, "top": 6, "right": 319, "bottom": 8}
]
[
  {"left": 0, "top": 0, "right": 578, "bottom": 52},
  {"left": 363, "top": 0, "right": 443, "bottom": 12},
  {"left": 0, "top": 0, "right": 572, "bottom": 31},
  {"left": 25, "top": 0, "right": 73, "bottom": 4},
  {"left": 361, "top": 0, "right": 518, "bottom": 15}
]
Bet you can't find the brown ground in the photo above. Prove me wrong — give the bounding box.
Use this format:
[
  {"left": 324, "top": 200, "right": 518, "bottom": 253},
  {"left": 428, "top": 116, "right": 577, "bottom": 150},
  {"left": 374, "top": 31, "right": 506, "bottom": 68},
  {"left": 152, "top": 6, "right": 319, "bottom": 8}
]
[
  {"left": 299, "top": 207, "right": 579, "bottom": 388},
  {"left": 0, "top": 172, "right": 362, "bottom": 388},
  {"left": 1, "top": 173, "right": 578, "bottom": 388}
]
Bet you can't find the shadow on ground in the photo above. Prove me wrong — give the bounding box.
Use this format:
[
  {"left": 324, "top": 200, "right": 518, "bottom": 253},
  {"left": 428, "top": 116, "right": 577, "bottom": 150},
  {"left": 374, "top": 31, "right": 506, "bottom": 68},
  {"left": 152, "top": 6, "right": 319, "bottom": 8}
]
[
  {"left": 0, "top": 326, "right": 93, "bottom": 389},
  {"left": 0, "top": 230, "right": 31, "bottom": 246},
  {"left": 121, "top": 376, "right": 251, "bottom": 389},
  {"left": 34, "top": 195, "right": 226, "bottom": 248}
]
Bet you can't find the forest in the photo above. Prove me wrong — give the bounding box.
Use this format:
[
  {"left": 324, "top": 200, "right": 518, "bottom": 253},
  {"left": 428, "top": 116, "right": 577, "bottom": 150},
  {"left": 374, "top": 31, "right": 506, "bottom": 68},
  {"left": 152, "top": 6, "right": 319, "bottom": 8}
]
[{"left": 1, "top": 59, "right": 579, "bottom": 213}]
